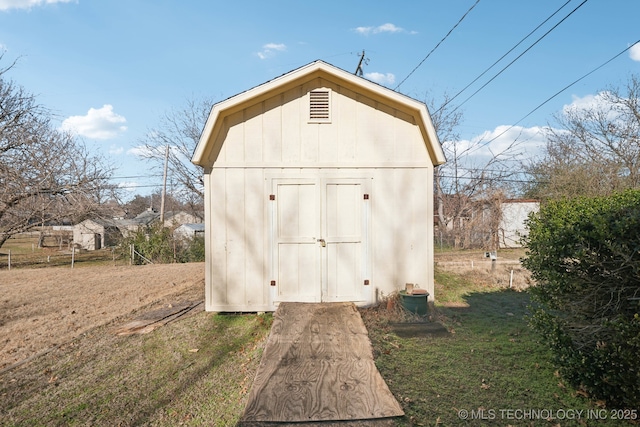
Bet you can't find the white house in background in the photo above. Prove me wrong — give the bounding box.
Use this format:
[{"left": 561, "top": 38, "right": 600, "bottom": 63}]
[
  {"left": 163, "top": 211, "right": 203, "bottom": 228},
  {"left": 74, "top": 210, "right": 204, "bottom": 250},
  {"left": 192, "top": 60, "right": 446, "bottom": 312},
  {"left": 73, "top": 218, "right": 123, "bottom": 250},
  {"left": 498, "top": 199, "right": 540, "bottom": 248},
  {"left": 174, "top": 223, "right": 205, "bottom": 240}
]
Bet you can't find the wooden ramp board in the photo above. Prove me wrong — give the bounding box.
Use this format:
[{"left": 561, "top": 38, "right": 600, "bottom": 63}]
[
  {"left": 113, "top": 301, "right": 203, "bottom": 335},
  {"left": 240, "top": 302, "right": 404, "bottom": 424}
]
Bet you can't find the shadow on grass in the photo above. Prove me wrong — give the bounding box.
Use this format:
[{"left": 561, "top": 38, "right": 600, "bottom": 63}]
[
  {"left": 229, "top": 292, "right": 633, "bottom": 427},
  {"left": 125, "top": 314, "right": 266, "bottom": 426},
  {"left": 0, "top": 312, "right": 272, "bottom": 427},
  {"left": 365, "top": 288, "right": 627, "bottom": 426},
  {"left": 438, "top": 288, "right": 532, "bottom": 334}
]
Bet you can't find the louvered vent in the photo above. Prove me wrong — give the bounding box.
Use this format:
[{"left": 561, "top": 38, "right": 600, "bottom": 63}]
[{"left": 309, "top": 89, "right": 331, "bottom": 122}]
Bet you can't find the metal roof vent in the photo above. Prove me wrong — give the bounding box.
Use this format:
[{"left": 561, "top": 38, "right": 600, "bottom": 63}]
[{"left": 309, "top": 89, "right": 331, "bottom": 123}]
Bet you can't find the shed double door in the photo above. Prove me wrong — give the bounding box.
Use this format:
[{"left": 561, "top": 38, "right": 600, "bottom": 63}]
[{"left": 271, "top": 177, "right": 370, "bottom": 303}]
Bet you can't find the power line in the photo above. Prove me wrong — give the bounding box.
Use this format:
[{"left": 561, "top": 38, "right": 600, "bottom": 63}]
[
  {"left": 466, "top": 39, "right": 640, "bottom": 155},
  {"left": 111, "top": 174, "right": 164, "bottom": 180},
  {"left": 448, "top": 0, "right": 589, "bottom": 116},
  {"left": 435, "top": 0, "right": 575, "bottom": 114},
  {"left": 394, "top": 0, "right": 481, "bottom": 91},
  {"left": 116, "top": 184, "right": 165, "bottom": 189},
  {"left": 438, "top": 174, "right": 542, "bottom": 185}
]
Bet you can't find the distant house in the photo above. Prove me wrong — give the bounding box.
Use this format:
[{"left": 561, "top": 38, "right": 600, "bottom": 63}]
[
  {"left": 130, "top": 208, "right": 160, "bottom": 229},
  {"left": 73, "top": 218, "right": 124, "bottom": 250},
  {"left": 173, "top": 223, "right": 205, "bottom": 240},
  {"left": 124, "top": 209, "right": 203, "bottom": 232},
  {"left": 73, "top": 209, "right": 205, "bottom": 250},
  {"left": 434, "top": 195, "right": 539, "bottom": 249},
  {"left": 163, "top": 211, "right": 203, "bottom": 228},
  {"left": 498, "top": 199, "right": 539, "bottom": 248}
]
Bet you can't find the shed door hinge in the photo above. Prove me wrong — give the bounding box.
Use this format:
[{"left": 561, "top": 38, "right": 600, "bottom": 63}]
[
  {"left": 364, "top": 194, "right": 369, "bottom": 200},
  {"left": 364, "top": 279, "right": 370, "bottom": 285},
  {"left": 270, "top": 280, "right": 276, "bottom": 286},
  {"left": 269, "top": 194, "right": 275, "bottom": 201}
]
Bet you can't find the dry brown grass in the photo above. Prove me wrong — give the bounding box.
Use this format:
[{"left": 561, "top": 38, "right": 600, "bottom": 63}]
[
  {"left": 0, "top": 263, "right": 204, "bottom": 371},
  {"left": 435, "top": 248, "right": 532, "bottom": 292}
]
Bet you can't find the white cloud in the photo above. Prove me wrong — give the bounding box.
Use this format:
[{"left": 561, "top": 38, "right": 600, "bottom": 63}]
[
  {"left": 354, "top": 23, "right": 412, "bottom": 36},
  {"left": 0, "top": 0, "right": 75, "bottom": 11},
  {"left": 630, "top": 42, "right": 640, "bottom": 62},
  {"left": 562, "top": 92, "right": 621, "bottom": 120},
  {"left": 257, "top": 43, "right": 286, "bottom": 60},
  {"left": 108, "top": 144, "right": 124, "bottom": 155},
  {"left": 454, "top": 125, "right": 548, "bottom": 162},
  {"left": 364, "top": 72, "right": 395, "bottom": 86},
  {"left": 61, "top": 104, "right": 127, "bottom": 140},
  {"left": 563, "top": 91, "right": 627, "bottom": 124},
  {"left": 563, "top": 92, "right": 607, "bottom": 112},
  {"left": 127, "top": 145, "right": 153, "bottom": 157}
]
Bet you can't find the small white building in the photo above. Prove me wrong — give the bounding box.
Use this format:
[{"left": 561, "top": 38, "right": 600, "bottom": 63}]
[
  {"left": 73, "top": 218, "right": 123, "bottom": 250},
  {"left": 163, "top": 211, "right": 202, "bottom": 228},
  {"left": 498, "top": 199, "right": 540, "bottom": 248},
  {"left": 192, "top": 61, "right": 446, "bottom": 312},
  {"left": 174, "top": 223, "right": 205, "bottom": 240}
]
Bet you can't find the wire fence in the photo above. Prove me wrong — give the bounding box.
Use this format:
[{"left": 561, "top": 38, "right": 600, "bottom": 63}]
[
  {"left": 0, "top": 247, "right": 126, "bottom": 270},
  {"left": 2, "top": 232, "right": 115, "bottom": 269}
]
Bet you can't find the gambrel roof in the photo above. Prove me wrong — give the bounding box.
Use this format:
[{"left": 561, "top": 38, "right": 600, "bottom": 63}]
[{"left": 192, "top": 60, "right": 446, "bottom": 167}]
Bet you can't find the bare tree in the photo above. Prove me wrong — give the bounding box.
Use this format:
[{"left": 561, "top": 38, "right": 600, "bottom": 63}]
[
  {"left": 426, "top": 93, "right": 523, "bottom": 249},
  {"left": 0, "top": 60, "right": 114, "bottom": 248},
  {"left": 524, "top": 74, "right": 640, "bottom": 200},
  {"left": 138, "top": 96, "right": 213, "bottom": 212}
]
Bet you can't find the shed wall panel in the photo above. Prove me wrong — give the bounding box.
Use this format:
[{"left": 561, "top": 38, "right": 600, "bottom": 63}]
[
  {"left": 263, "top": 95, "right": 283, "bottom": 163},
  {"left": 336, "top": 86, "right": 357, "bottom": 161},
  {"left": 244, "top": 103, "right": 264, "bottom": 163},
  {"left": 225, "top": 168, "right": 246, "bottom": 306},
  {"left": 206, "top": 168, "right": 271, "bottom": 311},
  {"left": 208, "top": 169, "right": 227, "bottom": 308},
  {"left": 223, "top": 111, "right": 245, "bottom": 163},
  {"left": 281, "top": 87, "right": 301, "bottom": 163},
  {"left": 368, "top": 167, "right": 434, "bottom": 300},
  {"left": 205, "top": 165, "right": 434, "bottom": 311},
  {"left": 214, "top": 78, "right": 430, "bottom": 168},
  {"left": 243, "top": 168, "right": 268, "bottom": 307}
]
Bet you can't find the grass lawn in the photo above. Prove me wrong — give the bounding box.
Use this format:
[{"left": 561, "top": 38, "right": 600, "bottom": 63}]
[
  {"left": 0, "top": 312, "right": 273, "bottom": 426},
  {"left": 2, "top": 252, "right": 637, "bottom": 426},
  {"left": 361, "top": 266, "right": 636, "bottom": 426}
]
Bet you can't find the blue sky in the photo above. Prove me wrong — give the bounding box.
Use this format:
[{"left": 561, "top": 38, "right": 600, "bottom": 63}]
[{"left": 1, "top": 0, "right": 639, "bottom": 197}]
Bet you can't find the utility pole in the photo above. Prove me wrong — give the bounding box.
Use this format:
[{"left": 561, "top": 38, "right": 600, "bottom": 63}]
[
  {"left": 354, "top": 50, "right": 368, "bottom": 76},
  {"left": 159, "top": 144, "right": 169, "bottom": 224}
]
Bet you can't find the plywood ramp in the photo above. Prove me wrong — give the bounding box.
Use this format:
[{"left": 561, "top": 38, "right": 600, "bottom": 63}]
[{"left": 240, "top": 302, "right": 404, "bottom": 424}]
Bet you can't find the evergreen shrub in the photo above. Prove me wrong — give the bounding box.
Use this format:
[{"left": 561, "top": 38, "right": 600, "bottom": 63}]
[{"left": 522, "top": 190, "right": 640, "bottom": 408}]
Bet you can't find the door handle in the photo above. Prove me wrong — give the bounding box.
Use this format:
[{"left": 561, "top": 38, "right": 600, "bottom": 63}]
[{"left": 317, "top": 238, "right": 326, "bottom": 247}]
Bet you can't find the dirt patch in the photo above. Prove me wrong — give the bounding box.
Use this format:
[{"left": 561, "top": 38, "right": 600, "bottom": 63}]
[{"left": 0, "top": 262, "right": 204, "bottom": 371}]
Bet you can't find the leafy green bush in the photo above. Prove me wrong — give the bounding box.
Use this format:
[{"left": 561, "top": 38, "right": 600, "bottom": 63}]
[
  {"left": 176, "top": 235, "right": 205, "bottom": 263},
  {"left": 522, "top": 190, "right": 640, "bottom": 409},
  {"left": 119, "top": 224, "right": 205, "bottom": 264}
]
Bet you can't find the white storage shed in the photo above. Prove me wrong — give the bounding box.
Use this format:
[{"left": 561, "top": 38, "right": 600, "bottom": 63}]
[{"left": 192, "top": 61, "right": 446, "bottom": 312}]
